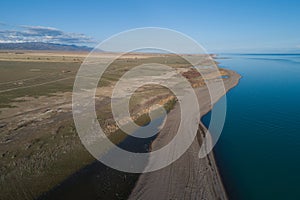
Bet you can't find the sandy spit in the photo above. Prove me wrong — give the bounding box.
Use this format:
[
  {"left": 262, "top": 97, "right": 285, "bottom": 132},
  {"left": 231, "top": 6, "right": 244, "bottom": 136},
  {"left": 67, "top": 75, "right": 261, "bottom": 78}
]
[{"left": 129, "top": 70, "right": 241, "bottom": 200}]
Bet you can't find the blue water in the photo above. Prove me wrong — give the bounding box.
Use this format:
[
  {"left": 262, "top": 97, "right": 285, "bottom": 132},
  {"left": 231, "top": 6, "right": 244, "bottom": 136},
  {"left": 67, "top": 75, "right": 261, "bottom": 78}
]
[{"left": 202, "top": 54, "right": 300, "bottom": 200}]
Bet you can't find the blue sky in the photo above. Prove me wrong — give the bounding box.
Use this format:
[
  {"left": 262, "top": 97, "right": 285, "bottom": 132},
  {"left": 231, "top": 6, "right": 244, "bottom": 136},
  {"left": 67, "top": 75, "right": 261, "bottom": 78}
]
[{"left": 1, "top": 0, "right": 300, "bottom": 53}]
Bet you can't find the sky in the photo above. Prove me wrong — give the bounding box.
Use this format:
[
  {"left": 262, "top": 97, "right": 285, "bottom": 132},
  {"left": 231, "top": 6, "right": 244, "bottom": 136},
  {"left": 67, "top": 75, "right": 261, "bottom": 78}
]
[{"left": 1, "top": 0, "right": 300, "bottom": 53}]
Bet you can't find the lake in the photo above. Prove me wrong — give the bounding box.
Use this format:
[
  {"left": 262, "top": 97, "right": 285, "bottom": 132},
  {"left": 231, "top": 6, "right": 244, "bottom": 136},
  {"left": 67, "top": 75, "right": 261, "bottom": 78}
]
[{"left": 202, "top": 54, "right": 300, "bottom": 200}]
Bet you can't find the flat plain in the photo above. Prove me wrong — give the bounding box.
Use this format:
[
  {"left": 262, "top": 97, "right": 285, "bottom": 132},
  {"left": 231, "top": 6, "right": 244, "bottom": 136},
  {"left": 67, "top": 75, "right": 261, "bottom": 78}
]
[{"left": 0, "top": 51, "right": 236, "bottom": 200}]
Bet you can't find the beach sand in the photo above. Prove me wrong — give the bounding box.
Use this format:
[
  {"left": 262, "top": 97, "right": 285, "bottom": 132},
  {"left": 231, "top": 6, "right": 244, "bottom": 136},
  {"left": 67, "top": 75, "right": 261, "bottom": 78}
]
[{"left": 129, "top": 70, "right": 241, "bottom": 200}]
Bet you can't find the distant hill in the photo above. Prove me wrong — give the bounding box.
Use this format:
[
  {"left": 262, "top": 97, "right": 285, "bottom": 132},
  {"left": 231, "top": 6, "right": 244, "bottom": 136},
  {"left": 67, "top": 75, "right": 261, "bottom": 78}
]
[{"left": 0, "top": 42, "right": 93, "bottom": 51}]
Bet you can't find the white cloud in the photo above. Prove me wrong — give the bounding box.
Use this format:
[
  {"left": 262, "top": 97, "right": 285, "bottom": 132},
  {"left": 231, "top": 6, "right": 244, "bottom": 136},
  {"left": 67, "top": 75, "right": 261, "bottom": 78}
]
[{"left": 0, "top": 25, "right": 96, "bottom": 46}]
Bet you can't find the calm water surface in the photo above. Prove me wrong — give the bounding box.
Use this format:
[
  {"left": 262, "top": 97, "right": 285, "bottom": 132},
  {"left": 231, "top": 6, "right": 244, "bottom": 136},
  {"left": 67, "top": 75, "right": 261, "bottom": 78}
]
[{"left": 203, "top": 54, "right": 300, "bottom": 200}]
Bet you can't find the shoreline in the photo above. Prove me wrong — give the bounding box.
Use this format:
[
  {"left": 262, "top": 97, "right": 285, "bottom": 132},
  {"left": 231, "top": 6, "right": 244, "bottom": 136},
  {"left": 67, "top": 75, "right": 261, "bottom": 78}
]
[
  {"left": 129, "top": 69, "right": 241, "bottom": 200},
  {"left": 38, "top": 69, "right": 240, "bottom": 200}
]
